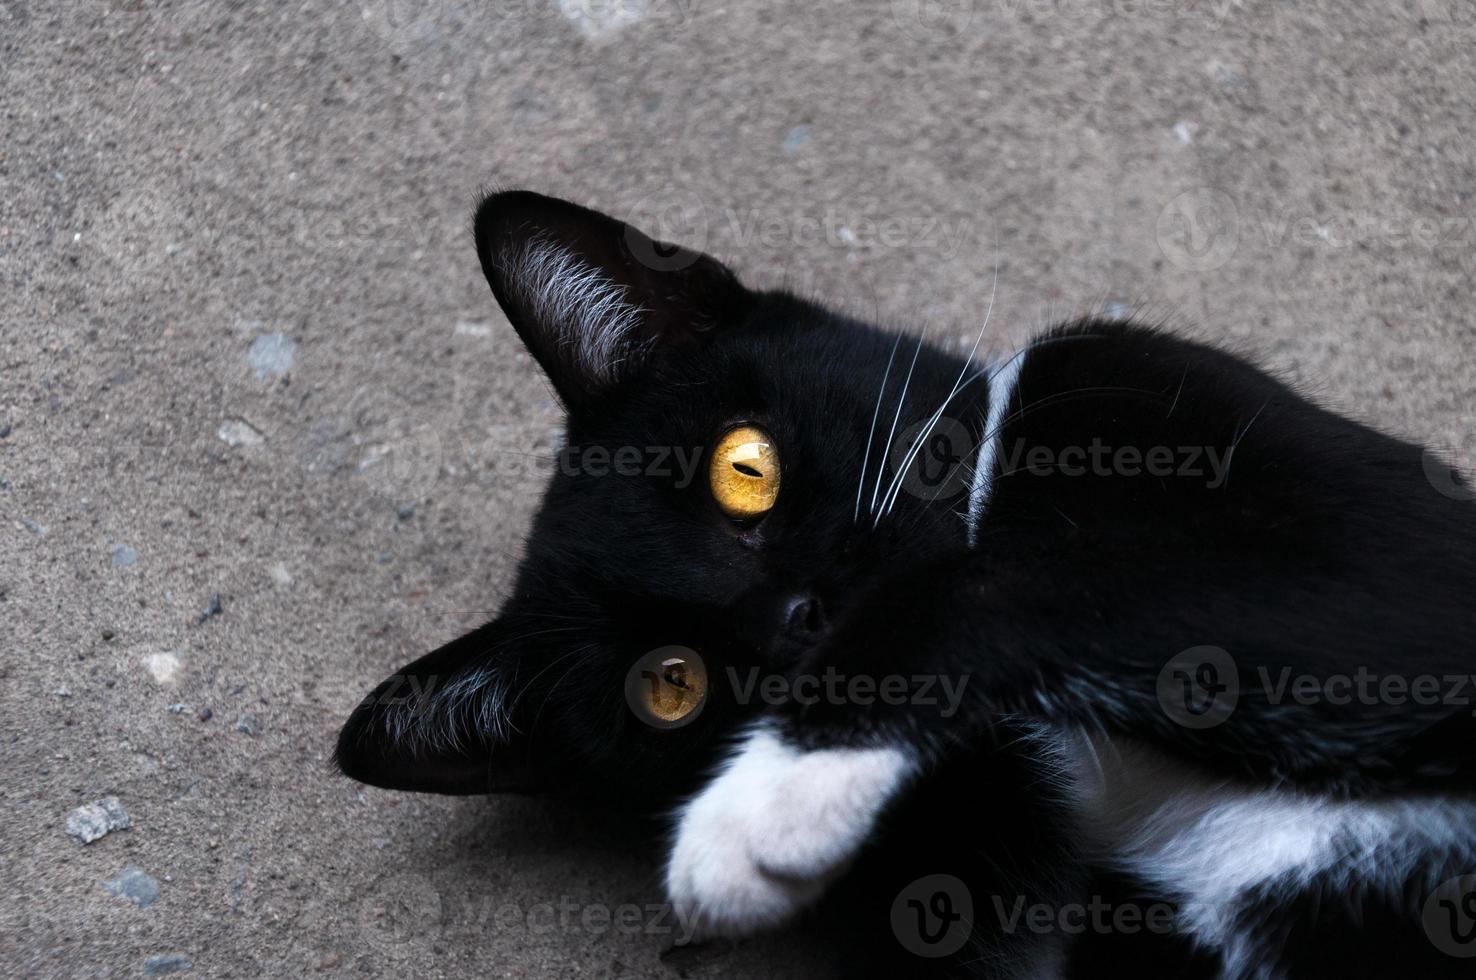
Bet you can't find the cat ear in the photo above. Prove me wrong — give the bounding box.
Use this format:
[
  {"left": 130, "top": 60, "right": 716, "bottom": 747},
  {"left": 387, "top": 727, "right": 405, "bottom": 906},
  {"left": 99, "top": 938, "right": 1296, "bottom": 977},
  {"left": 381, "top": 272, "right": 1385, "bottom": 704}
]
[
  {"left": 335, "top": 620, "right": 543, "bottom": 795},
  {"left": 474, "top": 189, "right": 753, "bottom": 405}
]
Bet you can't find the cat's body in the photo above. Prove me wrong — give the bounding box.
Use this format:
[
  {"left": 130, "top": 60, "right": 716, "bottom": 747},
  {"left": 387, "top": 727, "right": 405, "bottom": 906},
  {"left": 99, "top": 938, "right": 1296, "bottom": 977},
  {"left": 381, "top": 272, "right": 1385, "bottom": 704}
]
[{"left": 337, "top": 190, "right": 1476, "bottom": 977}]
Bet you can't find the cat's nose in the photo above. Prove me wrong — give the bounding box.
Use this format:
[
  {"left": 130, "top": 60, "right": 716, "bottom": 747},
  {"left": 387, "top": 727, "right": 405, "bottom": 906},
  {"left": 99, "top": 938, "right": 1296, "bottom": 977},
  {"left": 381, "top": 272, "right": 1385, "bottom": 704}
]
[{"left": 781, "top": 594, "right": 827, "bottom": 637}]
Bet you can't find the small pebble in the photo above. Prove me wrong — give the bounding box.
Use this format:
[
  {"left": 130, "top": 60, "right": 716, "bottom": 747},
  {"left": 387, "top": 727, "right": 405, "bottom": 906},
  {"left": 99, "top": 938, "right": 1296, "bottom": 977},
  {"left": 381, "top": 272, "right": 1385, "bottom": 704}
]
[
  {"left": 782, "top": 123, "right": 811, "bottom": 156},
  {"left": 102, "top": 629, "right": 116, "bottom": 641},
  {"left": 396, "top": 503, "right": 415, "bottom": 520},
  {"left": 146, "top": 652, "right": 183, "bottom": 685},
  {"left": 66, "top": 796, "right": 131, "bottom": 844},
  {"left": 144, "top": 953, "right": 193, "bottom": 975},
  {"left": 167, "top": 703, "right": 188, "bottom": 714},
  {"left": 0, "top": 423, "right": 11, "bottom": 438},
  {"left": 248, "top": 332, "right": 297, "bottom": 379},
  {"left": 452, "top": 319, "right": 492, "bottom": 338},
  {"left": 196, "top": 593, "right": 223, "bottom": 625},
  {"left": 235, "top": 714, "right": 259, "bottom": 736},
  {"left": 111, "top": 543, "right": 139, "bottom": 568},
  {"left": 216, "top": 419, "right": 264, "bottom": 448},
  {"left": 103, "top": 864, "right": 160, "bottom": 908},
  {"left": 197, "top": 706, "right": 214, "bottom": 722}
]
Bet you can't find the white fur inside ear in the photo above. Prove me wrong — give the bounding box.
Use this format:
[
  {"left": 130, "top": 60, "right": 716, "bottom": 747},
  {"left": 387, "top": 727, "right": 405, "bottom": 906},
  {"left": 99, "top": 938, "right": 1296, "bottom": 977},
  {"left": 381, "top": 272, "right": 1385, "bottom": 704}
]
[
  {"left": 665, "top": 725, "right": 915, "bottom": 938},
  {"left": 500, "top": 237, "right": 649, "bottom": 383},
  {"left": 385, "top": 665, "right": 512, "bottom": 753}
]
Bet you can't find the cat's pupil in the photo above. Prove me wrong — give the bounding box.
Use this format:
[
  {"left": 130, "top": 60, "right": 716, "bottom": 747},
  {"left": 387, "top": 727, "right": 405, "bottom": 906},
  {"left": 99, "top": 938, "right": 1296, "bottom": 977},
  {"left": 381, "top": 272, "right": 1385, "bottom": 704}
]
[{"left": 733, "top": 463, "right": 762, "bottom": 478}]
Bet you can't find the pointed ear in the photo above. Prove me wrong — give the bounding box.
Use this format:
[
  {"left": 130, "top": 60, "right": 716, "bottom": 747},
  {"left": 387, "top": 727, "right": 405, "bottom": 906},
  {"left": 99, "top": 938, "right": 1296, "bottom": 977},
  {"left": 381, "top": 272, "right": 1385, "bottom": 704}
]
[
  {"left": 335, "top": 620, "right": 543, "bottom": 795},
  {"left": 474, "top": 189, "right": 753, "bottom": 406}
]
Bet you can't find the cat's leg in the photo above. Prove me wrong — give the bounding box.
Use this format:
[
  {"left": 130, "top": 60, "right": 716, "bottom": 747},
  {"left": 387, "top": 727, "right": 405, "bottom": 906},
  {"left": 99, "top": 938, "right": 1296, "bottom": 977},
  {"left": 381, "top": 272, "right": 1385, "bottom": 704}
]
[
  {"left": 665, "top": 720, "right": 917, "bottom": 937},
  {"left": 777, "top": 536, "right": 1476, "bottom": 796},
  {"left": 665, "top": 543, "right": 1476, "bottom": 955},
  {"left": 664, "top": 523, "right": 1476, "bottom": 953},
  {"left": 690, "top": 546, "right": 1476, "bottom": 971},
  {"left": 665, "top": 712, "right": 1092, "bottom": 978}
]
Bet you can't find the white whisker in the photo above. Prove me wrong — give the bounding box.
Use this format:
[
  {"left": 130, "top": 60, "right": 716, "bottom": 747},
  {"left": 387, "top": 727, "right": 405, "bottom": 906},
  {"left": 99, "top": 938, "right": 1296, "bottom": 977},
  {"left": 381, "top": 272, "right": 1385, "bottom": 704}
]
[
  {"left": 869, "top": 327, "right": 929, "bottom": 516},
  {"left": 1219, "top": 398, "right": 1270, "bottom": 489},
  {"left": 874, "top": 249, "right": 1001, "bottom": 524},
  {"left": 855, "top": 333, "right": 904, "bottom": 524},
  {"left": 874, "top": 367, "right": 989, "bottom": 525}
]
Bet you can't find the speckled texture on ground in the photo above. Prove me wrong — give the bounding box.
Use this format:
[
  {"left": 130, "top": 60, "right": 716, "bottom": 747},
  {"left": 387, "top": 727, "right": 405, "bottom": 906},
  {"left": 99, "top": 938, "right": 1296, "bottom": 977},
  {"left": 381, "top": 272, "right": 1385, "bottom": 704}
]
[{"left": 3, "top": 0, "right": 1474, "bottom": 977}]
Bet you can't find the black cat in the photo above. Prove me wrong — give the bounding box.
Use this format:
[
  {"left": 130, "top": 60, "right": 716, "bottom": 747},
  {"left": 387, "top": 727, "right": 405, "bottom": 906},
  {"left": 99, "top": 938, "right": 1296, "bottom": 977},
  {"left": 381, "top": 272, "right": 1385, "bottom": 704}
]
[{"left": 337, "top": 190, "right": 1476, "bottom": 978}]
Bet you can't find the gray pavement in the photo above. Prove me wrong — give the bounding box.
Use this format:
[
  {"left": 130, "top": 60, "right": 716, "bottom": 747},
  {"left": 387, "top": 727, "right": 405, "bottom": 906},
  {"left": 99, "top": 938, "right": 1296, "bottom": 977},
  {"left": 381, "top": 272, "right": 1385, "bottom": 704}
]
[{"left": 3, "top": 0, "right": 1474, "bottom": 976}]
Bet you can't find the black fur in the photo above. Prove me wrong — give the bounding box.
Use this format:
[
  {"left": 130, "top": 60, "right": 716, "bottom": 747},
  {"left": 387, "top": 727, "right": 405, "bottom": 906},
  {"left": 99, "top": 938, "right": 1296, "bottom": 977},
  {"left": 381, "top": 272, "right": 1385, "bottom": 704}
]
[{"left": 337, "top": 190, "right": 1476, "bottom": 978}]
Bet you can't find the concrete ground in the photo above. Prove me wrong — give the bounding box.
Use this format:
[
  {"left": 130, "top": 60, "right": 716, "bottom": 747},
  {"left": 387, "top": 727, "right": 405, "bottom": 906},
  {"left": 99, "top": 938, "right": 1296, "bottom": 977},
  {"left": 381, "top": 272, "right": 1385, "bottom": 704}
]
[{"left": 3, "top": 0, "right": 1474, "bottom": 976}]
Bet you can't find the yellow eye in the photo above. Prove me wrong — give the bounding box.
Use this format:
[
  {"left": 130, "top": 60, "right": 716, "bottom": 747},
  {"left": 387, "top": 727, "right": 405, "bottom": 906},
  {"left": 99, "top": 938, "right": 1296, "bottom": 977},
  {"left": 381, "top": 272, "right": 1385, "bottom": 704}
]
[
  {"left": 709, "top": 425, "right": 781, "bottom": 519},
  {"left": 625, "top": 647, "right": 708, "bottom": 728}
]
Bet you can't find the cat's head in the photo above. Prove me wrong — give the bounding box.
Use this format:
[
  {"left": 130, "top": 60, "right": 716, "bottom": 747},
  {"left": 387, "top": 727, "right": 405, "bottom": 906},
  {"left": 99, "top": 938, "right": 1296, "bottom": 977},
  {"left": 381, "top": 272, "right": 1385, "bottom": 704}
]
[{"left": 335, "top": 190, "right": 991, "bottom": 802}]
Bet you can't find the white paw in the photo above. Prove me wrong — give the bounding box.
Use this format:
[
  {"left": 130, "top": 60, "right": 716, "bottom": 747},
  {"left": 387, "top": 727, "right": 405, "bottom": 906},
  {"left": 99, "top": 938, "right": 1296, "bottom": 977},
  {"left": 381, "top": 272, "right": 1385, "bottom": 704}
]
[{"left": 665, "top": 724, "right": 915, "bottom": 938}]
